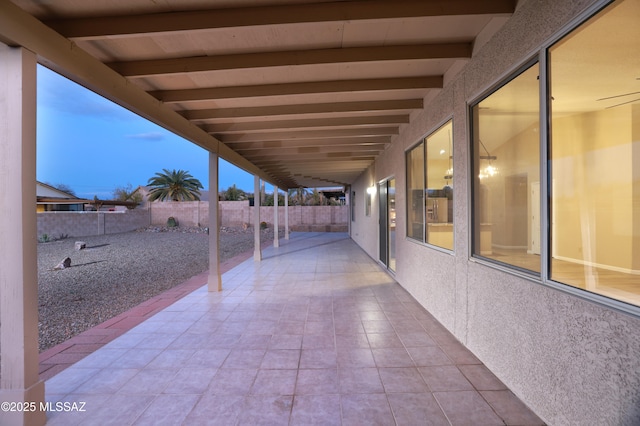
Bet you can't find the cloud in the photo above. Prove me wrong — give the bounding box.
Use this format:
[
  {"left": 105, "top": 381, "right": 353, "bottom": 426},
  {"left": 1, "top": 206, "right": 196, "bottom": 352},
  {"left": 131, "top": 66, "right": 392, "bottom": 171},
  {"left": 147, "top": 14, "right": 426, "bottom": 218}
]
[{"left": 125, "top": 132, "right": 165, "bottom": 141}]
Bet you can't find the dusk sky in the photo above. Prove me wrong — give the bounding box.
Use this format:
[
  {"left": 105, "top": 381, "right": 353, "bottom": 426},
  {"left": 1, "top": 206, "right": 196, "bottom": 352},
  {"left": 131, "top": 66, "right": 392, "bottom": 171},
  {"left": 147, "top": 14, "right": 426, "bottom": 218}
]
[{"left": 36, "top": 65, "right": 256, "bottom": 199}]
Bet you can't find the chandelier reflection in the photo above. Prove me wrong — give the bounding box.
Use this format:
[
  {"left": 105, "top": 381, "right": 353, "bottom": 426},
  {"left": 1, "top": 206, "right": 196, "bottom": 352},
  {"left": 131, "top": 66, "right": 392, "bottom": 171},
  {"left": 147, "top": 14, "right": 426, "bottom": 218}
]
[{"left": 478, "top": 139, "right": 498, "bottom": 180}]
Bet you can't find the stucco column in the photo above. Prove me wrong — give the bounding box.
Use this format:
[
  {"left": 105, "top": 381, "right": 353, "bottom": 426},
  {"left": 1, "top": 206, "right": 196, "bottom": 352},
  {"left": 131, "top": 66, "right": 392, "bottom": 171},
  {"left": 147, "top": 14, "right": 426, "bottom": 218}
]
[
  {"left": 254, "top": 175, "right": 262, "bottom": 261},
  {"left": 207, "top": 151, "right": 222, "bottom": 291},
  {"left": 285, "top": 191, "right": 290, "bottom": 240},
  {"left": 0, "top": 45, "right": 46, "bottom": 426},
  {"left": 273, "top": 186, "right": 279, "bottom": 248}
]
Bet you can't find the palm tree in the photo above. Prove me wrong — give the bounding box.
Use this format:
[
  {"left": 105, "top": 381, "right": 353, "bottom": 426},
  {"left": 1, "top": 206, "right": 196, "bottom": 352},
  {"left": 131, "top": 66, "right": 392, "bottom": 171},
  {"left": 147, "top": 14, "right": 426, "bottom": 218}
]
[
  {"left": 288, "top": 187, "right": 309, "bottom": 206},
  {"left": 147, "top": 169, "right": 204, "bottom": 201}
]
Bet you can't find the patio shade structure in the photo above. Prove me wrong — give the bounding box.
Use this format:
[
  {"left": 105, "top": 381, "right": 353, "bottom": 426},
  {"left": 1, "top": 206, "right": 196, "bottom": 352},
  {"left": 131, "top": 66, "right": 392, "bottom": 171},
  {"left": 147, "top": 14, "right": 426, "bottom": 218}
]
[
  {"left": 0, "top": 0, "right": 515, "bottom": 190},
  {"left": 0, "top": 1, "right": 517, "bottom": 424}
]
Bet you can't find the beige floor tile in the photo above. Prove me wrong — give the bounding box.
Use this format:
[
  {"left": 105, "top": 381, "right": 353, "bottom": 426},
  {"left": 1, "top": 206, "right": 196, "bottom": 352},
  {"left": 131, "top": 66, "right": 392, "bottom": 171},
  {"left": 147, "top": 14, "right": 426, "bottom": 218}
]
[
  {"left": 336, "top": 348, "right": 376, "bottom": 368},
  {"left": 481, "top": 390, "right": 546, "bottom": 425},
  {"left": 406, "top": 346, "right": 453, "bottom": 367},
  {"left": 117, "top": 368, "right": 178, "bottom": 395},
  {"left": 261, "top": 349, "right": 301, "bottom": 369},
  {"left": 379, "top": 367, "right": 429, "bottom": 393},
  {"left": 71, "top": 368, "right": 140, "bottom": 394},
  {"left": 132, "top": 394, "right": 199, "bottom": 426},
  {"left": 338, "top": 367, "right": 384, "bottom": 394},
  {"left": 268, "top": 334, "right": 303, "bottom": 349},
  {"left": 237, "top": 395, "right": 294, "bottom": 425},
  {"left": 387, "top": 393, "right": 450, "bottom": 426},
  {"left": 419, "top": 365, "right": 475, "bottom": 392},
  {"left": 300, "top": 348, "right": 338, "bottom": 369},
  {"left": 183, "top": 394, "right": 245, "bottom": 424},
  {"left": 459, "top": 364, "right": 508, "bottom": 391},
  {"left": 44, "top": 233, "right": 542, "bottom": 425},
  {"left": 434, "top": 390, "right": 504, "bottom": 425},
  {"left": 340, "top": 394, "right": 395, "bottom": 426},
  {"left": 220, "top": 349, "right": 265, "bottom": 369},
  {"left": 372, "top": 347, "right": 415, "bottom": 368},
  {"left": 366, "top": 332, "right": 404, "bottom": 348},
  {"left": 251, "top": 369, "right": 297, "bottom": 395},
  {"left": 295, "top": 368, "right": 339, "bottom": 395},
  {"left": 291, "top": 395, "right": 342, "bottom": 425},
  {"left": 206, "top": 368, "right": 258, "bottom": 395},
  {"left": 302, "top": 334, "right": 335, "bottom": 349}
]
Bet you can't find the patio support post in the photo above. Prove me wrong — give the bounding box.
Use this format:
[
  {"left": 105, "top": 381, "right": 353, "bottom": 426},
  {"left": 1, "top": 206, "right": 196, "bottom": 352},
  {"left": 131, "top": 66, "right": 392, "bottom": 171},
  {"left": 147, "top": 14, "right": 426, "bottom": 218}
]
[
  {"left": 285, "top": 191, "right": 290, "bottom": 240},
  {"left": 273, "top": 186, "right": 279, "bottom": 248},
  {"left": 0, "top": 45, "right": 46, "bottom": 426},
  {"left": 254, "top": 175, "right": 262, "bottom": 261},
  {"left": 207, "top": 151, "right": 222, "bottom": 291}
]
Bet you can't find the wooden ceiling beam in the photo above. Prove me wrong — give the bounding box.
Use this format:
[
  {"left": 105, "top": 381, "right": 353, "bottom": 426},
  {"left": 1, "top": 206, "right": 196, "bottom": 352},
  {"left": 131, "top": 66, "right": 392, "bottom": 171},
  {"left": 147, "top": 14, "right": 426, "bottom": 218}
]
[
  {"left": 239, "top": 146, "right": 385, "bottom": 157},
  {"left": 206, "top": 115, "right": 409, "bottom": 133},
  {"left": 0, "top": 0, "right": 282, "bottom": 188},
  {"left": 233, "top": 144, "right": 387, "bottom": 154},
  {"left": 151, "top": 76, "right": 442, "bottom": 103},
  {"left": 218, "top": 127, "right": 399, "bottom": 143},
  {"left": 45, "top": 0, "right": 516, "bottom": 40},
  {"left": 180, "top": 100, "right": 423, "bottom": 120},
  {"left": 108, "top": 43, "right": 471, "bottom": 77},
  {"left": 267, "top": 164, "right": 372, "bottom": 171},
  {"left": 254, "top": 157, "right": 375, "bottom": 165},
  {"left": 225, "top": 136, "right": 390, "bottom": 149}
]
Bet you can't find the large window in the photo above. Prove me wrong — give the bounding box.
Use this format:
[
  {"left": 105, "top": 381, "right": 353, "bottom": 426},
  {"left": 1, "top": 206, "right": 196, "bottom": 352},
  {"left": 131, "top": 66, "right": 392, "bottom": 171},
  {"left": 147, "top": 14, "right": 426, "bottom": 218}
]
[
  {"left": 471, "top": 63, "right": 541, "bottom": 273},
  {"left": 406, "top": 121, "right": 454, "bottom": 250},
  {"left": 470, "top": 0, "right": 640, "bottom": 309},
  {"left": 549, "top": 0, "right": 640, "bottom": 306}
]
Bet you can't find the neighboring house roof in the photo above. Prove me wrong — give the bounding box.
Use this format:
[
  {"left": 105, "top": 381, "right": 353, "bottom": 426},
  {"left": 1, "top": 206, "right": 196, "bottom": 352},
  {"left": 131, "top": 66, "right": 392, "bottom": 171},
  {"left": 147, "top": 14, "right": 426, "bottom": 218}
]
[{"left": 36, "top": 181, "right": 80, "bottom": 199}]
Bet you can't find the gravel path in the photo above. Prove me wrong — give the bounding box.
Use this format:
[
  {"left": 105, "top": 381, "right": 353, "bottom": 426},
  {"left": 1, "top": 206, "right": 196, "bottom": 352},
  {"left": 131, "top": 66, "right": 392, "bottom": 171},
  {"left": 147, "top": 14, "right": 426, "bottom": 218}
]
[{"left": 38, "top": 226, "right": 280, "bottom": 352}]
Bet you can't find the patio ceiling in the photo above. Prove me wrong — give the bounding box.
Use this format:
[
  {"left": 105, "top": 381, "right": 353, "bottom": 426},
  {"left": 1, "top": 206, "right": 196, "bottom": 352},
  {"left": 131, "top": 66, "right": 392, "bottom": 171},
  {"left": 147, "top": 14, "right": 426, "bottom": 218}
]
[{"left": 3, "top": 0, "right": 516, "bottom": 189}]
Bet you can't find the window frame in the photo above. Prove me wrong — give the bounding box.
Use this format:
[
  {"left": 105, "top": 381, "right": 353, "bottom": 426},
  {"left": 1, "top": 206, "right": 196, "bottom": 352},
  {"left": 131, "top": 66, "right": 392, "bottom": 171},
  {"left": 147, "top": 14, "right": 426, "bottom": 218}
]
[
  {"left": 405, "top": 139, "right": 425, "bottom": 243},
  {"left": 468, "top": 58, "right": 541, "bottom": 277},
  {"left": 405, "top": 118, "right": 455, "bottom": 253},
  {"left": 467, "top": 0, "right": 640, "bottom": 317}
]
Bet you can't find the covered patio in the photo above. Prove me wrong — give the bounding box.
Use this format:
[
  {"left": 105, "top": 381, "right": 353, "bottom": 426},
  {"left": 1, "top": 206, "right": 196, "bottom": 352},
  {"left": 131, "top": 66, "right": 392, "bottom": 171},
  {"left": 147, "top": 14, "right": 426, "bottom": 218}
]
[
  {"left": 0, "top": 3, "right": 523, "bottom": 424},
  {"left": 10, "top": 0, "right": 639, "bottom": 424},
  {"left": 44, "top": 233, "right": 542, "bottom": 425}
]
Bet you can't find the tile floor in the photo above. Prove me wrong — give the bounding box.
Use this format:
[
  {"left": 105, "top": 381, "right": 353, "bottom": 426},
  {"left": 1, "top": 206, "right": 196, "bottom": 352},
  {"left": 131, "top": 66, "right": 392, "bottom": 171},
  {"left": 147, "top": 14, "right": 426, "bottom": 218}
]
[{"left": 45, "top": 232, "right": 544, "bottom": 425}]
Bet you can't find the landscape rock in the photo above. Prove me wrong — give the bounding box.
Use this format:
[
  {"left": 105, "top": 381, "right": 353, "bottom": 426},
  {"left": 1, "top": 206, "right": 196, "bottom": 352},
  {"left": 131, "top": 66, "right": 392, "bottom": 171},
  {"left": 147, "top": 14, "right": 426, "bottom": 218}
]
[
  {"left": 75, "top": 241, "right": 86, "bottom": 250},
  {"left": 38, "top": 226, "right": 285, "bottom": 351},
  {"left": 54, "top": 257, "right": 71, "bottom": 270}
]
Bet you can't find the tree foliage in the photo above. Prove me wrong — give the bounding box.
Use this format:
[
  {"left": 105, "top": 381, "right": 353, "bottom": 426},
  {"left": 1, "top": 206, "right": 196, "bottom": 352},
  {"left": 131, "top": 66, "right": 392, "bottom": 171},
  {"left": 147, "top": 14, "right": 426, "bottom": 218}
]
[
  {"left": 147, "top": 169, "right": 204, "bottom": 202},
  {"left": 289, "top": 188, "right": 343, "bottom": 206},
  {"left": 220, "top": 184, "right": 248, "bottom": 201},
  {"left": 112, "top": 183, "right": 143, "bottom": 208},
  {"left": 262, "top": 192, "right": 285, "bottom": 206},
  {"left": 287, "top": 188, "right": 309, "bottom": 206}
]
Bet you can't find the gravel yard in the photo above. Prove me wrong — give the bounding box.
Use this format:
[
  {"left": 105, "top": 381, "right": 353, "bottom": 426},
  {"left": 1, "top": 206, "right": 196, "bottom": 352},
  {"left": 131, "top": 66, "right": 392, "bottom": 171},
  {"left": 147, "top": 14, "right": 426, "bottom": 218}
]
[{"left": 38, "top": 226, "right": 280, "bottom": 352}]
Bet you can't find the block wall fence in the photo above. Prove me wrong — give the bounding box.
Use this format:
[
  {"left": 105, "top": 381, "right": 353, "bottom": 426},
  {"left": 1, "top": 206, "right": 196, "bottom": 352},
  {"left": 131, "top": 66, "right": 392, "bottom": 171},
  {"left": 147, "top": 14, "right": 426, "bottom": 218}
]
[{"left": 37, "top": 202, "right": 348, "bottom": 238}]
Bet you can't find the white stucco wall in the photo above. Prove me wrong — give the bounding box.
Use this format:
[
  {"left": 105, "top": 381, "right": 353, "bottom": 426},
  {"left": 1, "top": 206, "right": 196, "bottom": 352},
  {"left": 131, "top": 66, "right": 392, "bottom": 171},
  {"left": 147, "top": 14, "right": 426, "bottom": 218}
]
[{"left": 349, "top": 0, "right": 640, "bottom": 424}]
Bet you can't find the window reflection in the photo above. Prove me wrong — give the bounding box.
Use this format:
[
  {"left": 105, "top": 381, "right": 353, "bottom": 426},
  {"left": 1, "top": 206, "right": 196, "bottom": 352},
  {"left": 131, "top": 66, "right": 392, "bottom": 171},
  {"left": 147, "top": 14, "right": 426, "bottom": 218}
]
[
  {"left": 472, "top": 64, "right": 540, "bottom": 273},
  {"left": 406, "top": 121, "right": 454, "bottom": 250},
  {"left": 406, "top": 142, "right": 425, "bottom": 241},
  {"left": 426, "top": 121, "right": 454, "bottom": 250},
  {"left": 549, "top": 0, "right": 640, "bottom": 306}
]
